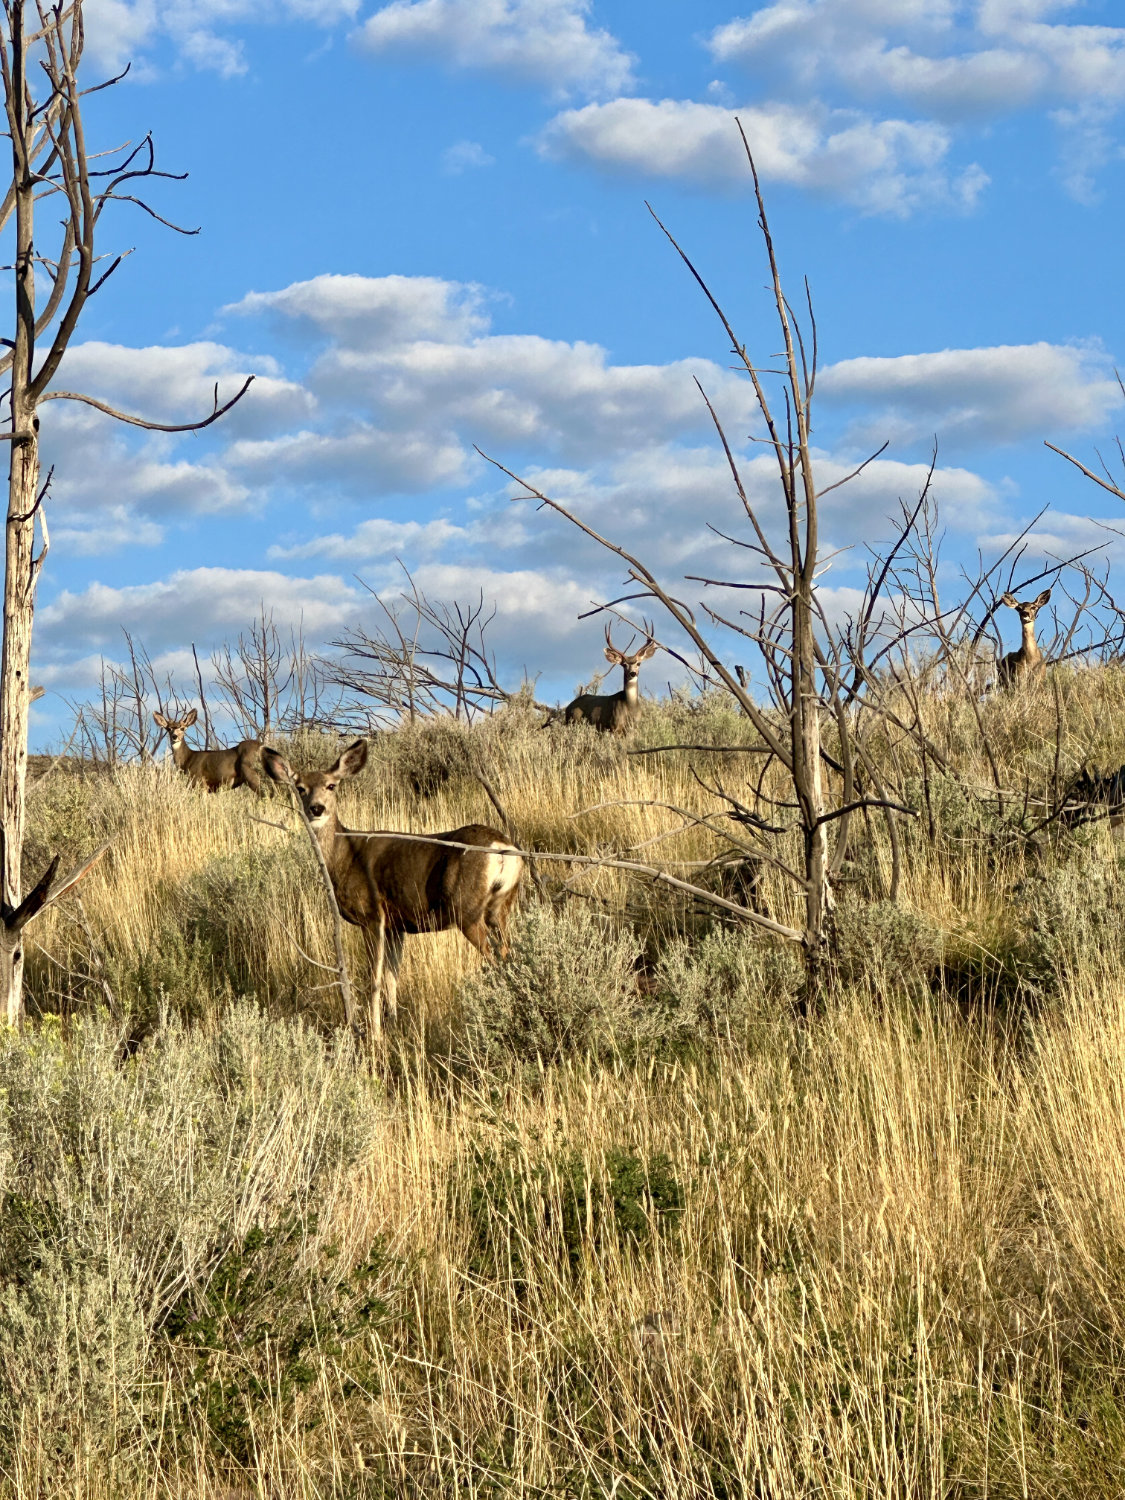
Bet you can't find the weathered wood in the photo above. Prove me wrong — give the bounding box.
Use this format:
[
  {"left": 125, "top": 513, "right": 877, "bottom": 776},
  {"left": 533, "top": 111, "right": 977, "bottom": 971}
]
[
  {"left": 1, "top": 3, "right": 42, "bottom": 1024},
  {"left": 0, "top": 4, "right": 250, "bottom": 1023}
]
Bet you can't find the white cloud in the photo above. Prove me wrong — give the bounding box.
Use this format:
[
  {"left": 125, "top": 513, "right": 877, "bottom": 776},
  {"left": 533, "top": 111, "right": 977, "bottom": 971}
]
[
  {"left": 313, "top": 334, "right": 754, "bottom": 461},
  {"left": 818, "top": 341, "right": 1121, "bottom": 447},
  {"left": 353, "top": 0, "right": 634, "bottom": 97},
  {"left": 55, "top": 340, "right": 313, "bottom": 438},
  {"left": 84, "top": 0, "right": 359, "bottom": 74},
  {"left": 52, "top": 508, "right": 165, "bottom": 556},
  {"left": 709, "top": 0, "right": 1125, "bottom": 116},
  {"left": 268, "top": 516, "right": 471, "bottom": 561},
  {"left": 225, "top": 427, "right": 469, "bottom": 495},
  {"left": 38, "top": 568, "right": 363, "bottom": 653},
  {"left": 225, "top": 273, "right": 490, "bottom": 349},
  {"left": 278, "top": 440, "right": 1001, "bottom": 615},
  {"left": 393, "top": 562, "right": 602, "bottom": 676},
  {"left": 226, "top": 273, "right": 756, "bottom": 487},
  {"left": 705, "top": 0, "right": 1125, "bottom": 196},
  {"left": 497, "top": 446, "right": 1000, "bottom": 578},
  {"left": 540, "top": 97, "right": 988, "bottom": 214},
  {"left": 32, "top": 276, "right": 1121, "bottom": 579},
  {"left": 443, "top": 140, "right": 496, "bottom": 173}
]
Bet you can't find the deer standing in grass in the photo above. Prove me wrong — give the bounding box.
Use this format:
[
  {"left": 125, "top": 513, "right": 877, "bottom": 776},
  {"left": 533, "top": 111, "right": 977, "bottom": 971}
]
[
  {"left": 997, "top": 589, "right": 1052, "bottom": 688},
  {"left": 562, "top": 625, "right": 658, "bottom": 733},
  {"left": 153, "top": 709, "right": 263, "bottom": 793},
  {"left": 262, "top": 738, "right": 523, "bottom": 1041}
]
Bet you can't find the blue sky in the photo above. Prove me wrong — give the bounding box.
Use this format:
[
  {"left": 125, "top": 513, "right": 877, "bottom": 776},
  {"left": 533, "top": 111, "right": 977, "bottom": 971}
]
[{"left": 18, "top": 0, "right": 1125, "bottom": 739}]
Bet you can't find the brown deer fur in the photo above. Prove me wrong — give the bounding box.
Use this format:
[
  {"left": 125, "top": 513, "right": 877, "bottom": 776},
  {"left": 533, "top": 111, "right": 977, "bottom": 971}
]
[
  {"left": 997, "top": 589, "right": 1051, "bottom": 688},
  {"left": 562, "top": 626, "right": 657, "bottom": 734},
  {"left": 262, "top": 738, "right": 523, "bottom": 1039},
  {"left": 153, "top": 708, "right": 263, "bottom": 793}
]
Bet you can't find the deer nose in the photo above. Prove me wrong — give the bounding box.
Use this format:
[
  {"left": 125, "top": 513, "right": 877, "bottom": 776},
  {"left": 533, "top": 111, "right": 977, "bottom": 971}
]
[{"left": 308, "top": 802, "right": 325, "bottom": 818}]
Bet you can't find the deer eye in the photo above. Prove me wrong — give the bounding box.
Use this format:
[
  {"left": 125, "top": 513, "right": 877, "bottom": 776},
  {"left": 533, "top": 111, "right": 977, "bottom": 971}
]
[{"left": 325, "top": 782, "right": 337, "bottom": 791}]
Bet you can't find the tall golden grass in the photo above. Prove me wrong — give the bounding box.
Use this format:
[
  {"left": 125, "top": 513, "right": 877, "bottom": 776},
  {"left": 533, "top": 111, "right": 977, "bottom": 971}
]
[{"left": 7, "top": 676, "right": 1125, "bottom": 1495}]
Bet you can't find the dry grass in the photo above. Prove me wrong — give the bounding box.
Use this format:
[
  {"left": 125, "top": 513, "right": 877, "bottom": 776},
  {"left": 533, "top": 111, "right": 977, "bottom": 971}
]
[{"left": 6, "top": 679, "right": 1125, "bottom": 1494}]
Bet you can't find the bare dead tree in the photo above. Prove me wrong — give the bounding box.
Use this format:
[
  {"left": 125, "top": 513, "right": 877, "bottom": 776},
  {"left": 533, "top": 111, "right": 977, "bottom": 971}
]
[
  {"left": 212, "top": 606, "right": 342, "bottom": 737},
  {"left": 212, "top": 605, "right": 289, "bottom": 738},
  {"left": 1047, "top": 371, "right": 1125, "bottom": 504},
  {"left": 330, "top": 565, "right": 547, "bottom": 725},
  {"left": 0, "top": 1, "right": 253, "bottom": 1021},
  {"left": 66, "top": 632, "right": 174, "bottom": 766},
  {"left": 481, "top": 133, "right": 919, "bottom": 995}
]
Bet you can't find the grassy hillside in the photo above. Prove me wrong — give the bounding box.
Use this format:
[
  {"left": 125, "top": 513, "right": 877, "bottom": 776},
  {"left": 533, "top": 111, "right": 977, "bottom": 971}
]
[{"left": 7, "top": 677, "right": 1125, "bottom": 1495}]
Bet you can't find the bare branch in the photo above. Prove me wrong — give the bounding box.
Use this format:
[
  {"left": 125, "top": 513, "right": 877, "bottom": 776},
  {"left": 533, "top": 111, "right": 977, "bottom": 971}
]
[{"left": 39, "top": 374, "right": 254, "bottom": 431}]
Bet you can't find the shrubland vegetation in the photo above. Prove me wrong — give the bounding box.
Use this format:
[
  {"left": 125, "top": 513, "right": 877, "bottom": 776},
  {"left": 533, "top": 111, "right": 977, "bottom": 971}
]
[{"left": 6, "top": 672, "right": 1125, "bottom": 1495}]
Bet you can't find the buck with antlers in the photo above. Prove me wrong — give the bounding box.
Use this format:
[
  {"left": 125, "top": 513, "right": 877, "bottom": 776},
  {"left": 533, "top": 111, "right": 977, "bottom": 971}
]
[
  {"left": 262, "top": 738, "right": 523, "bottom": 1040},
  {"left": 562, "top": 625, "right": 658, "bottom": 734},
  {"left": 997, "top": 589, "right": 1052, "bottom": 688},
  {"left": 153, "top": 708, "right": 263, "bottom": 793}
]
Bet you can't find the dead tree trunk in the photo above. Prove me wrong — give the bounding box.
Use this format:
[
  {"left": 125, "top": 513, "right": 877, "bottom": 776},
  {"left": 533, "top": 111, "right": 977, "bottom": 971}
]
[
  {"left": 1, "top": 2, "right": 48, "bottom": 1019},
  {"left": 0, "top": 1, "right": 251, "bottom": 1024},
  {"left": 480, "top": 130, "right": 927, "bottom": 1000}
]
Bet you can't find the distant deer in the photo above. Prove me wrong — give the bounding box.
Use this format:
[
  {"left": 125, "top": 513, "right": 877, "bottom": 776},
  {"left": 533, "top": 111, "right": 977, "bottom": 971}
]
[
  {"left": 562, "top": 625, "right": 658, "bottom": 734},
  {"left": 153, "top": 708, "right": 263, "bottom": 793},
  {"left": 1061, "top": 763, "right": 1125, "bottom": 836},
  {"left": 262, "top": 738, "right": 523, "bottom": 1040},
  {"left": 997, "top": 589, "right": 1052, "bottom": 688}
]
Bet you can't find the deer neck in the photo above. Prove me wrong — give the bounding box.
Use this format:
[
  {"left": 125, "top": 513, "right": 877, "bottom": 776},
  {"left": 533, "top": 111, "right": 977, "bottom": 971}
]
[
  {"left": 1020, "top": 618, "right": 1040, "bottom": 661},
  {"left": 621, "top": 669, "right": 639, "bottom": 708},
  {"left": 170, "top": 739, "right": 191, "bottom": 770},
  {"left": 309, "top": 810, "right": 347, "bottom": 872}
]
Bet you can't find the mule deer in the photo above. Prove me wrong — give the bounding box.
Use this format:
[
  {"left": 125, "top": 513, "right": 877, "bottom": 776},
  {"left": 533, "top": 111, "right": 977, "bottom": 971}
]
[
  {"left": 262, "top": 738, "right": 523, "bottom": 1039},
  {"left": 1061, "top": 763, "right": 1125, "bottom": 836},
  {"left": 562, "top": 625, "right": 658, "bottom": 734},
  {"left": 997, "top": 589, "right": 1051, "bottom": 688},
  {"left": 153, "top": 708, "right": 263, "bottom": 793}
]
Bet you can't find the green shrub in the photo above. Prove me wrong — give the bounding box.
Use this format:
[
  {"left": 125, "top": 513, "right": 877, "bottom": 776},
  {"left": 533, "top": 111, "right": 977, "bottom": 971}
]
[
  {"left": 1013, "top": 858, "right": 1125, "bottom": 998},
  {"left": 23, "top": 769, "right": 105, "bottom": 872},
  {"left": 180, "top": 842, "right": 306, "bottom": 1001},
  {"left": 832, "top": 897, "right": 941, "bottom": 994},
  {"left": 460, "top": 901, "right": 641, "bottom": 1065},
  {"left": 162, "top": 1215, "right": 394, "bottom": 1465},
  {"left": 462, "top": 1141, "right": 684, "bottom": 1289},
  {"left": 105, "top": 919, "right": 234, "bottom": 1026},
  {"left": 0, "top": 1005, "right": 383, "bottom": 1479},
  {"left": 377, "top": 717, "right": 473, "bottom": 797},
  {"left": 649, "top": 923, "right": 802, "bottom": 1049}
]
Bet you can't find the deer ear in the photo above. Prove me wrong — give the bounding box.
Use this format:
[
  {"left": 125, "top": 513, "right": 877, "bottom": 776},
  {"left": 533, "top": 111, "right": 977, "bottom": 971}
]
[
  {"left": 261, "top": 747, "right": 292, "bottom": 783},
  {"left": 1035, "top": 588, "right": 1052, "bottom": 607},
  {"left": 999, "top": 592, "right": 1018, "bottom": 608},
  {"left": 636, "top": 640, "right": 658, "bottom": 662},
  {"left": 333, "top": 738, "right": 368, "bottom": 778},
  {"left": 183, "top": 707, "right": 198, "bottom": 727},
  {"left": 153, "top": 713, "right": 169, "bottom": 729},
  {"left": 604, "top": 647, "right": 622, "bottom": 665}
]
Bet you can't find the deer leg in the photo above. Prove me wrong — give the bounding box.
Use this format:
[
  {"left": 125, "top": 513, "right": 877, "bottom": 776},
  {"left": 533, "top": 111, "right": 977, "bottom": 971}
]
[
  {"left": 487, "top": 886, "right": 519, "bottom": 960},
  {"left": 382, "top": 931, "right": 404, "bottom": 1028},
  {"left": 363, "top": 903, "right": 387, "bottom": 1045}
]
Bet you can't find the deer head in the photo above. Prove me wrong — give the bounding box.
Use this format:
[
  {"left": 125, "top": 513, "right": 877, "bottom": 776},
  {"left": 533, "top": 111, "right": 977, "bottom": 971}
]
[
  {"left": 999, "top": 588, "right": 1051, "bottom": 626},
  {"left": 153, "top": 707, "right": 198, "bottom": 747},
  {"left": 603, "top": 623, "right": 657, "bottom": 685},
  {"left": 262, "top": 738, "right": 368, "bottom": 828}
]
